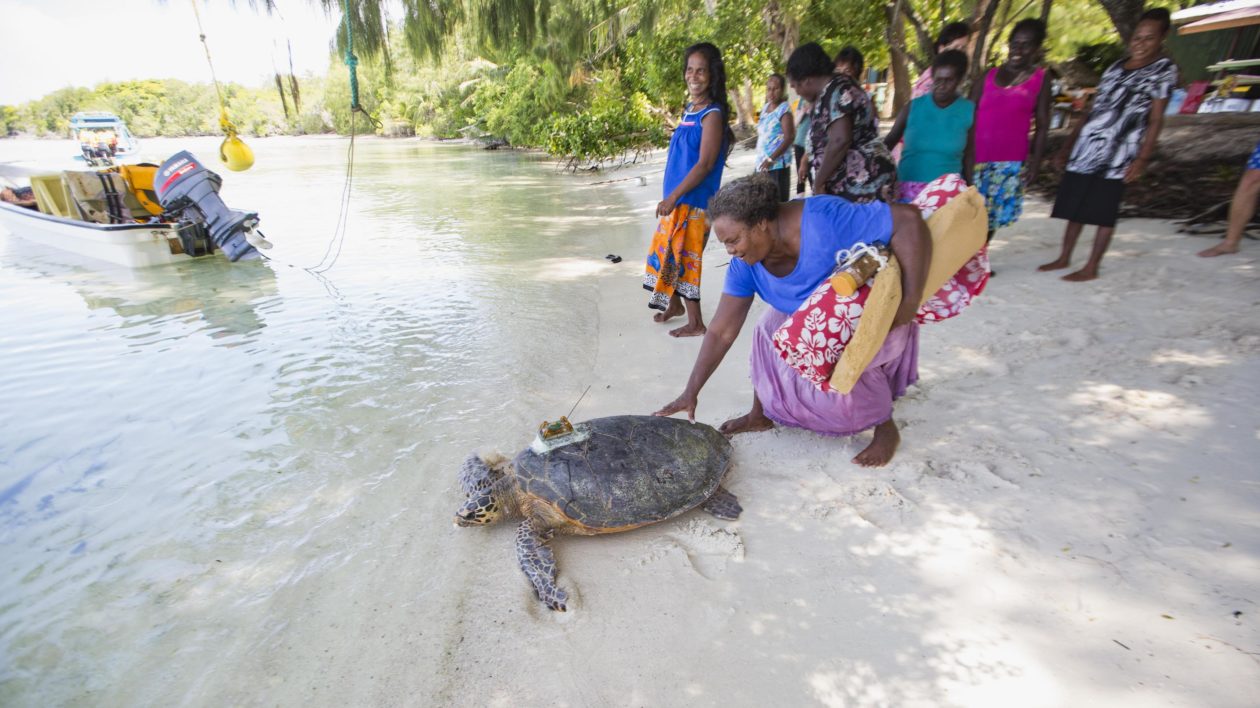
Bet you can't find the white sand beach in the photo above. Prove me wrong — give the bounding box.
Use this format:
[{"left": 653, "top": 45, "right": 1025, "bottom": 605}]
[
  {"left": 2, "top": 142, "right": 1256, "bottom": 707},
  {"left": 430, "top": 149, "right": 1260, "bottom": 706}
]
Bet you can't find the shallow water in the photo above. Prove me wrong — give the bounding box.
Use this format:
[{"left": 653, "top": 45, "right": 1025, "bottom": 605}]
[{"left": 0, "top": 137, "right": 642, "bottom": 703}]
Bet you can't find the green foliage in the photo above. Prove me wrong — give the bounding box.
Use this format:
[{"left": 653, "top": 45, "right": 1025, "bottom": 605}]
[
  {"left": 6, "top": 77, "right": 333, "bottom": 138},
  {"left": 1073, "top": 41, "right": 1125, "bottom": 74},
  {"left": 20, "top": 87, "right": 94, "bottom": 135},
  {"left": 546, "top": 74, "right": 667, "bottom": 165},
  {"left": 6, "top": 0, "right": 1142, "bottom": 164},
  {"left": 471, "top": 61, "right": 568, "bottom": 145},
  {"left": 2, "top": 105, "right": 22, "bottom": 135}
]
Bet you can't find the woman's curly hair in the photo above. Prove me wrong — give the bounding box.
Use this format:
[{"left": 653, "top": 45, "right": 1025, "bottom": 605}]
[{"left": 708, "top": 175, "right": 781, "bottom": 226}]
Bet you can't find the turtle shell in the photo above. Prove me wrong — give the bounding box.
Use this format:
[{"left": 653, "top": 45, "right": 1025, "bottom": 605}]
[{"left": 512, "top": 415, "right": 732, "bottom": 531}]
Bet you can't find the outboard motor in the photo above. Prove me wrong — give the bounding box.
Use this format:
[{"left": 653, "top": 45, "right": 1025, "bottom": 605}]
[{"left": 153, "top": 151, "right": 261, "bottom": 262}]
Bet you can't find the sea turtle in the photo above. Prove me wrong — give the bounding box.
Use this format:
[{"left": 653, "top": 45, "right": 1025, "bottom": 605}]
[{"left": 455, "top": 414, "right": 741, "bottom": 611}]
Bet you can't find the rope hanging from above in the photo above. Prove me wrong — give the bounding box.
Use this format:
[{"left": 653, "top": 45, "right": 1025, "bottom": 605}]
[
  {"left": 190, "top": 0, "right": 255, "bottom": 171},
  {"left": 339, "top": 0, "right": 381, "bottom": 130}
]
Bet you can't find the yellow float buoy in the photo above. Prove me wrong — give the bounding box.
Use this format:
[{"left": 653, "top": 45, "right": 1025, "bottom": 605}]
[{"left": 220, "top": 134, "right": 255, "bottom": 172}]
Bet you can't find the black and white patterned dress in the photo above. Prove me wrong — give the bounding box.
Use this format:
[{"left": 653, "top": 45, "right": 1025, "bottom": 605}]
[{"left": 1066, "top": 57, "right": 1178, "bottom": 179}]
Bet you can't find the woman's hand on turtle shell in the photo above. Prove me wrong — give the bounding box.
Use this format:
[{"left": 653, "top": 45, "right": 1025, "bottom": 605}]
[{"left": 654, "top": 392, "right": 697, "bottom": 423}]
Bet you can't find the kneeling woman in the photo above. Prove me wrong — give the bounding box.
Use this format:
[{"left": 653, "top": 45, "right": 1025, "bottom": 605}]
[{"left": 655, "top": 176, "right": 931, "bottom": 466}]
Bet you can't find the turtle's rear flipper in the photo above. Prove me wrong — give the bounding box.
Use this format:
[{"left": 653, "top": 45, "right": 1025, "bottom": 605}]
[
  {"left": 516, "top": 519, "right": 568, "bottom": 611},
  {"left": 703, "top": 486, "right": 742, "bottom": 521}
]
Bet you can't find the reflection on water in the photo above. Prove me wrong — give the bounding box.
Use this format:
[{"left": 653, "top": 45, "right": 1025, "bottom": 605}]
[{"left": 0, "top": 138, "right": 641, "bottom": 703}]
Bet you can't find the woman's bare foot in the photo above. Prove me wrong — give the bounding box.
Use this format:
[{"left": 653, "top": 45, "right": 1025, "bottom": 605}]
[
  {"left": 1061, "top": 268, "right": 1098, "bottom": 282},
  {"left": 719, "top": 411, "right": 774, "bottom": 436},
  {"left": 653, "top": 300, "right": 685, "bottom": 323},
  {"left": 1198, "top": 242, "right": 1240, "bottom": 257},
  {"left": 1037, "top": 258, "right": 1071, "bottom": 271},
  {"left": 669, "top": 323, "right": 706, "bottom": 337},
  {"left": 853, "top": 419, "right": 900, "bottom": 467}
]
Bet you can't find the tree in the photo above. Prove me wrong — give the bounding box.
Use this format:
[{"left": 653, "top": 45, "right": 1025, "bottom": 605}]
[
  {"left": 1096, "top": 0, "right": 1144, "bottom": 42},
  {"left": 1, "top": 105, "right": 20, "bottom": 135}
]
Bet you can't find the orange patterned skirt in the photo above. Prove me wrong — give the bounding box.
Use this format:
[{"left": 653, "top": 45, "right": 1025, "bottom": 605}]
[{"left": 642, "top": 204, "right": 707, "bottom": 310}]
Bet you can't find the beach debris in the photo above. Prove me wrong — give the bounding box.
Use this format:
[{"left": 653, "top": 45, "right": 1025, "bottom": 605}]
[
  {"left": 454, "top": 415, "right": 739, "bottom": 611},
  {"left": 1113, "top": 639, "right": 1131, "bottom": 650},
  {"left": 605, "top": 254, "right": 623, "bottom": 263}
]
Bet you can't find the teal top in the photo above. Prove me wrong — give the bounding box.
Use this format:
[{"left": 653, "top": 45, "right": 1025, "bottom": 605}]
[
  {"left": 793, "top": 99, "right": 811, "bottom": 149},
  {"left": 899, "top": 95, "right": 975, "bottom": 183}
]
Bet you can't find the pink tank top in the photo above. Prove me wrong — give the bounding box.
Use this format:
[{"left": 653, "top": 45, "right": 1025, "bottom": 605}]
[{"left": 974, "top": 67, "right": 1045, "bottom": 163}]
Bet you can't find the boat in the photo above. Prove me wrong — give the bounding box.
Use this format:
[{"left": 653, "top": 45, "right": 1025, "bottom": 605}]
[
  {"left": 0, "top": 200, "right": 208, "bottom": 268},
  {"left": 70, "top": 111, "right": 140, "bottom": 166},
  {"left": 0, "top": 152, "right": 270, "bottom": 268}
]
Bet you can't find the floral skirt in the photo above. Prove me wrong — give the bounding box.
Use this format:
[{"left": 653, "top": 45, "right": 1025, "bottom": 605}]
[
  {"left": 975, "top": 160, "right": 1025, "bottom": 231},
  {"left": 643, "top": 204, "right": 707, "bottom": 310},
  {"left": 896, "top": 180, "right": 929, "bottom": 203}
]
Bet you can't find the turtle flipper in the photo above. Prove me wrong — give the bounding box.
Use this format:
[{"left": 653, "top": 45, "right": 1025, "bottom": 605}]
[
  {"left": 702, "top": 486, "right": 742, "bottom": 520},
  {"left": 515, "top": 519, "right": 568, "bottom": 611}
]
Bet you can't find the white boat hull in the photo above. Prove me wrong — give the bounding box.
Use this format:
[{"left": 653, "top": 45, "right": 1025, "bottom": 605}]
[{"left": 0, "top": 202, "right": 204, "bottom": 268}]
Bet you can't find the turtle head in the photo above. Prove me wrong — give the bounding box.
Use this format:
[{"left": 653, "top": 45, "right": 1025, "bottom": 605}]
[{"left": 455, "top": 453, "right": 506, "bottom": 528}]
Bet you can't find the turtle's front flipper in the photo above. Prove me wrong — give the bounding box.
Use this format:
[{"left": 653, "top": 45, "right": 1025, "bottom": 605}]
[
  {"left": 516, "top": 519, "right": 568, "bottom": 611},
  {"left": 702, "top": 486, "right": 742, "bottom": 520}
]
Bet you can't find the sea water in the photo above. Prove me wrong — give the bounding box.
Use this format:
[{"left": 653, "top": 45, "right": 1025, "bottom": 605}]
[{"left": 0, "top": 137, "right": 642, "bottom": 704}]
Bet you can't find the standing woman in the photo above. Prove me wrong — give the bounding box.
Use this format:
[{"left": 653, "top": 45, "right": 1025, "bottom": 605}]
[
  {"left": 643, "top": 42, "right": 735, "bottom": 337},
  {"left": 971, "top": 18, "right": 1052, "bottom": 241},
  {"left": 912, "top": 22, "right": 972, "bottom": 99},
  {"left": 884, "top": 50, "right": 975, "bottom": 202},
  {"left": 792, "top": 94, "right": 813, "bottom": 195},
  {"left": 787, "top": 42, "right": 897, "bottom": 204},
  {"left": 1042, "top": 9, "right": 1177, "bottom": 281},
  {"left": 833, "top": 46, "right": 865, "bottom": 81},
  {"left": 755, "top": 73, "right": 796, "bottom": 202}
]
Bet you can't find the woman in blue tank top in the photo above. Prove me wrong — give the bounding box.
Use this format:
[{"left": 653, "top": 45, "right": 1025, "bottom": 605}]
[{"left": 643, "top": 42, "right": 734, "bottom": 338}]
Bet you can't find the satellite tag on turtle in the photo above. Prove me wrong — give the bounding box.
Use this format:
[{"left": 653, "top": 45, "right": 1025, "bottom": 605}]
[
  {"left": 530, "top": 416, "right": 591, "bottom": 454},
  {"left": 530, "top": 385, "right": 593, "bottom": 454}
]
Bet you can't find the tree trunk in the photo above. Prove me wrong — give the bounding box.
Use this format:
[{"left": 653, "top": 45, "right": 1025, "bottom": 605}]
[
  {"left": 967, "top": 0, "right": 1004, "bottom": 88},
  {"left": 762, "top": 0, "right": 800, "bottom": 62},
  {"left": 1040, "top": 0, "right": 1053, "bottom": 23},
  {"left": 884, "top": 0, "right": 914, "bottom": 115},
  {"left": 1098, "top": 0, "right": 1144, "bottom": 42},
  {"left": 731, "top": 79, "right": 756, "bottom": 130},
  {"left": 901, "top": 3, "right": 934, "bottom": 68}
]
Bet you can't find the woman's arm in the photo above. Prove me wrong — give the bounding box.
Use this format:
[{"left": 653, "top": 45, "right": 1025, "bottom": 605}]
[
  {"left": 813, "top": 114, "right": 853, "bottom": 192},
  {"left": 883, "top": 102, "right": 909, "bottom": 150},
  {"left": 657, "top": 111, "right": 725, "bottom": 217},
  {"left": 1124, "top": 97, "right": 1169, "bottom": 184},
  {"left": 1053, "top": 105, "right": 1089, "bottom": 170},
  {"left": 655, "top": 293, "right": 755, "bottom": 421},
  {"left": 760, "top": 108, "right": 796, "bottom": 171},
  {"left": 962, "top": 116, "right": 976, "bottom": 184},
  {"left": 887, "top": 204, "right": 933, "bottom": 327},
  {"left": 1026, "top": 73, "right": 1053, "bottom": 184},
  {"left": 969, "top": 71, "right": 986, "bottom": 106}
]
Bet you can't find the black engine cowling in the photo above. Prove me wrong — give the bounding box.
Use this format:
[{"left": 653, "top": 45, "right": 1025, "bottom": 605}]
[{"left": 153, "top": 151, "right": 260, "bottom": 262}]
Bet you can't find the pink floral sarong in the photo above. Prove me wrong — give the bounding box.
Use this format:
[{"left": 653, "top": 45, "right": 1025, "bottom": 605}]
[{"left": 769, "top": 173, "right": 989, "bottom": 393}]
